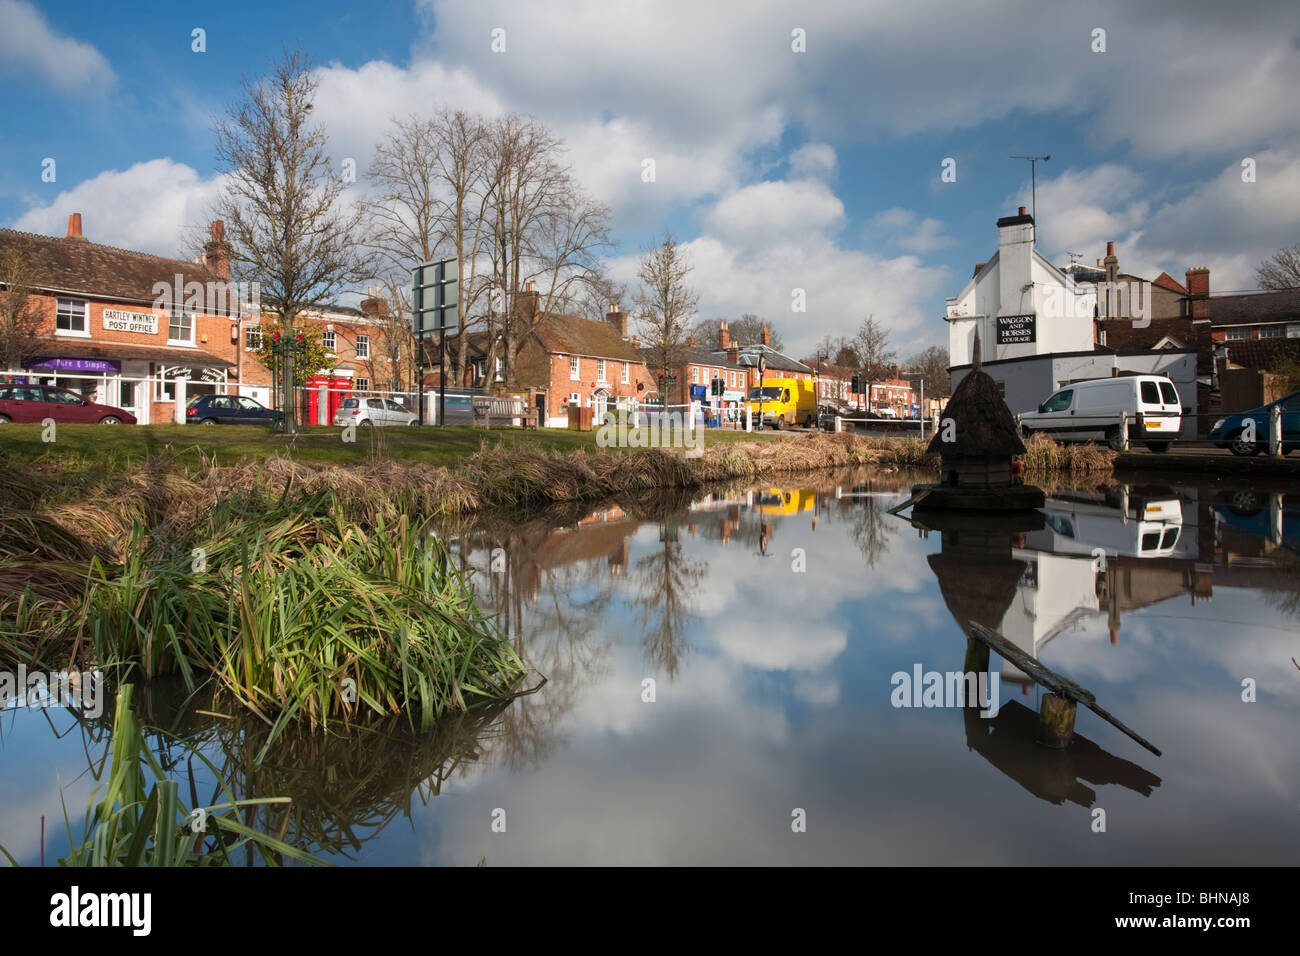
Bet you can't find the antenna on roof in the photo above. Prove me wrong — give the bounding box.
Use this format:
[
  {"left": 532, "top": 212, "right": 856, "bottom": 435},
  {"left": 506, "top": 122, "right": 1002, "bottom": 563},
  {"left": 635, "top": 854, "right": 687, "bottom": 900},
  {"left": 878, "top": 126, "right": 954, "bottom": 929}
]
[{"left": 1067, "top": 252, "right": 1083, "bottom": 267}]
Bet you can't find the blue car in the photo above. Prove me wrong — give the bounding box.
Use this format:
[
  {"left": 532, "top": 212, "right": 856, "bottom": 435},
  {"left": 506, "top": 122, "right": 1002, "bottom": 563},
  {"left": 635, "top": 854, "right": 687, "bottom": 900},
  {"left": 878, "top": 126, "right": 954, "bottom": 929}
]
[{"left": 1209, "top": 389, "right": 1300, "bottom": 456}]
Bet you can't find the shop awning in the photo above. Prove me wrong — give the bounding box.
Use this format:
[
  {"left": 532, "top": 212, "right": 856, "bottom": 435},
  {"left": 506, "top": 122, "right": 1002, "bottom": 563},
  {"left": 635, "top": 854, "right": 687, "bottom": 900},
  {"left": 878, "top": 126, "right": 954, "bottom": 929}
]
[{"left": 23, "top": 340, "right": 235, "bottom": 369}]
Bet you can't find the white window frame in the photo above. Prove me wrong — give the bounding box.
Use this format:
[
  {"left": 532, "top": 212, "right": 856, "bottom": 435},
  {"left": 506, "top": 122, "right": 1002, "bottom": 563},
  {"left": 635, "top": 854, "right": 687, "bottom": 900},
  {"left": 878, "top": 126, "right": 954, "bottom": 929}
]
[
  {"left": 356, "top": 334, "right": 370, "bottom": 359},
  {"left": 569, "top": 392, "right": 581, "bottom": 406},
  {"left": 597, "top": 358, "right": 607, "bottom": 383},
  {"left": 1260, "top": 325, "right": 1285, "bottom": 340},
  {"left": 1225, "top": 327, "right": 1249, "bottom": 341},
  {"left": 167, "top": 310, "right": 195, "bottom": 346},
  {"left": 56, "top": 298, "right": 89, "bottom": 337},
  {"left": 569, "top": 355, "right": 580, "bottom": 380},
  {"left": 621, "top": 362, "right": 629, "bottom": 385},
  {"left": 494, "top": 356, "right": 505, "bottom": 380},
  {"left": 244, "top": 326, "right": 262, "bottom": 351},
  {"left": 355, "top": 377, "right": 370, "bottom": 391},
  {"left": 322, "top": 330, "right": 336, "bottom": 353}
]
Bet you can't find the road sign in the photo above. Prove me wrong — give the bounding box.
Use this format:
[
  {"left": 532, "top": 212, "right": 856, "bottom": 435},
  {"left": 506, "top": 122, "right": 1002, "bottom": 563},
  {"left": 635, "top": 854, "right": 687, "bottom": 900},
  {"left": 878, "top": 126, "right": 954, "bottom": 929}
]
[{"left": 412, "top": 258, "right": 458, "bottom": 337}]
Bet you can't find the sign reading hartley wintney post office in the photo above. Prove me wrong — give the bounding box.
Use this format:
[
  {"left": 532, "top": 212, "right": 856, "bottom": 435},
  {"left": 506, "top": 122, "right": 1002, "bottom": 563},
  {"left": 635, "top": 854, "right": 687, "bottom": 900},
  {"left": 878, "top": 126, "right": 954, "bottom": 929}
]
[{"left": 996, "top": 314, "right": 1036, "bottom": 345}]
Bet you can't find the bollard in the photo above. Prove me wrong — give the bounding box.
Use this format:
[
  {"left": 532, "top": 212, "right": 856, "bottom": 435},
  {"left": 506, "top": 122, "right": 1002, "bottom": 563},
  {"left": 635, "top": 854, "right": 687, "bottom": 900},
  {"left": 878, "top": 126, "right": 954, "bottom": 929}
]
[
  {"left": 317, "top": 385, "right": 328, "bottom": 425},
  {"left": 1118, "top": 410, "right": 1129, "bottom": 451},
  {"left": 745, "top": 406, "right": 752, "bottom": 432},
  {"left": 1270, "top": 404, "right": 1282, "bottom": 456},
  {"left": 834, "top": 415, "right": 843, "bottom": 434},
  {"left": 1037, "top": 693, "right": 1077, "bottom": 749}
]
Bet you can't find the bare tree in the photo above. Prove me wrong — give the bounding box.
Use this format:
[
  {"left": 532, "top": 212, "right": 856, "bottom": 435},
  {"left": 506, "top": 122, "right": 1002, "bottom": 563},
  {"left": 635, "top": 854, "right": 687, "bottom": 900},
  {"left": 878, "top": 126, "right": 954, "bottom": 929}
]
[
  {"left": 695, "top": 313, "right": 783, "bottom": 351},
  {"left": 212, "top": 50, "right": 371, "bottom": 334},
  {"left": 855, "top": 314, "right": 896, "bottom": 407},
  {"left": 0, "top": 240, "right": 46, "bottom": 372},
  {"left": 1255, "top": 242, "right": 1300, "bottom": 291},
  {"left": 907, "top": 344, "right": 951, "bottom": 396},
  {"left": 481, "top": 114, "right": 612, "bottom": 389},
  {"left": 555, "top": 266, "right": 627, "bottom": 323},
  {"left": 635, "top": 231, "right": 700, "bottom": 404}
]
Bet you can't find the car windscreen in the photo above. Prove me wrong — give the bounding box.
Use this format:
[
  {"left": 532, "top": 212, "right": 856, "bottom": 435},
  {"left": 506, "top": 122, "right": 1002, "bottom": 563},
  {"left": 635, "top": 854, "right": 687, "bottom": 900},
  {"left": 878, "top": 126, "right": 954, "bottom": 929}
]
[{"left": 748, "top": 387, "right": 782, "bottom": 401}]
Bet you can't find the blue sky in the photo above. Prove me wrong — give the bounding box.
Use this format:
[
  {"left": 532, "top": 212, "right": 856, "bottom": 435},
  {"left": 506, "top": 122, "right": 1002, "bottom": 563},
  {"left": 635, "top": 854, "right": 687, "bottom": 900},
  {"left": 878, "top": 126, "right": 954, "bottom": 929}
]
[{"left": 2, "top": 0, "right": 1298, "bottom": 359}]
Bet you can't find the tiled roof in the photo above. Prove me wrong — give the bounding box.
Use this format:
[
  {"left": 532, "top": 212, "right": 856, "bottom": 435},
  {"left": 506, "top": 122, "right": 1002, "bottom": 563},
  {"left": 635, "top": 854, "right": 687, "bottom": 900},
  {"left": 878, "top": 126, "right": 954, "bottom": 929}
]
[
  {"left": 709, "top": 343, "right": 810, "bottom": 374},
  {"left": 1219, "top": 338, "right": 1300, "bottom": 371},
  {"left": 1210, "top": 290, "right": 1300, "bottom": 327},
  {"left": 639, "top": 345, "right": 748, "bottom": 371},
  {"left": 1152, "top": 272, "right": 1188, "bottom": 295},
  {"left": 532, "top": 313, "right": 642, "bottom": 362},
  {"left": 0, "top": 228, "right": 227, "bottom": 306}
]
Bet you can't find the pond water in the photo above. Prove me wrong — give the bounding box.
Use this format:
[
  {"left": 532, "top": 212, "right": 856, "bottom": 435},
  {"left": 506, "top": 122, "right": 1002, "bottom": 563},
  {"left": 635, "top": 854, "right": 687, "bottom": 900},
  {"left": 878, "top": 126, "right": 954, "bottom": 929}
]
[{"left": 3, "top": 471, "right": 1298, "bottom": 865}]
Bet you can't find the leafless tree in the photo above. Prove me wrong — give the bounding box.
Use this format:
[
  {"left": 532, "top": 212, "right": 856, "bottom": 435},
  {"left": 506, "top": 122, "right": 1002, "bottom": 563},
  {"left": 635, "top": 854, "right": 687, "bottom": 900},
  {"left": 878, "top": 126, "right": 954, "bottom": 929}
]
[
  {"left": 907, "top": 344, "right": 951, "bottom": 396},
  {"left": 556, "top": 267, "right": 628, "bottom": 323},
  {"left": 0, "top": 240, "right": 46, "bottom": 372},
  {"left": 1255, "top": 242, "right": 1300, "bottom": 291},
  {"left": 212, "top": 50, "right": 372, "bottom": 333},
  {"left": 695, "top": 314, "right": 783, "bottom": 351},
  {"left": 855, "top": 314, "right": 896, "bottom": 406},
  {"left": 636, "top": 231, "right": 700, "bottom": 403}
]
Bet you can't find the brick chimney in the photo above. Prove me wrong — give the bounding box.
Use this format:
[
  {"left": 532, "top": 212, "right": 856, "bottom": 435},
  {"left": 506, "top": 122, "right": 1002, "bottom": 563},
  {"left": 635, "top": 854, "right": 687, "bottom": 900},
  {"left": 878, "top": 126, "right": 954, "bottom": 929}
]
[
  {"left": 203, "top": 220, "right": 231, "bottom": 279},
  {"left": 66, "top": 213, "right": 85, "bottom": 240},
  {"left": 726, "top": 344, "right": 740, "bottom": 365},
  {"left": 518, "top": 280, "right": 541, "bottom": 320},
  {"left": 718, "top": 320, "right": 730, "bottom": 350},
  {"left": 686, "top": 333, "right": 697, "bottom": 348},
  {"left": 1186, "top": 266, "right": 1210, "bottom": 319},
  {"left": 360, "top": 285, "right": 385, "bottom": 315},
  {"left": 606, "top": 301, "right": 627, "bottom": 338},
  {"left": 1103, "top": 240, "right": 1118, "bottom": 284},
  {"left": 972, "top": 262, "right": 986, "bottom": 279},
  {"left": 632, "top": 335, "right": 640, "bottom": 349},
  {"left": 760, "top": 324, "right": 770, "bottom": 346}
]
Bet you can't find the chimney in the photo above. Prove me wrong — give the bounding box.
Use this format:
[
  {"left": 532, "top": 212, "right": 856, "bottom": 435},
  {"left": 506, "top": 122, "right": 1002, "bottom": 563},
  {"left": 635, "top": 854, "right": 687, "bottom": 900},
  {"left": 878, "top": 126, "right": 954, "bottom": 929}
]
[
  {"left": 203, "top": 220, "right": 231, "bottom": 279},
  {"left": 66, "top": 213, "right": 84, "bottom": 240},
  {"left": 632, "top": 335, "right": 640, "bottom": 349},
  {"left": 718, "top": 320, "right": 730, "bottom": 350},
  {"left": 518, "top": 280, "right": 540, "bottom": 319},
  {"left": 996, "top": 206, "right": 1035, "bottom": 317},
  {"left": 1186, "top": 266, "right": 1210, "bottom": 319},
  {"left": 726, "top": 344, "right": 740, "bottom": 366},
  {"left": 760, "top": 324, "right": 770, "bottom": 347},
  {"left": 686, "top": 333, "right": 697, "bottom": 348},
  {"left": 605, "top": 302, "right": 627, "bottom": 338},
  {"left": 1103, "top": 240, "right": 1118, "bottom": 284},
  {"left": 360, "top": 285, "right": 384, "bottom": 315},
  {"left": 973, "top": 262, "right": 986, "bottom": 279}
]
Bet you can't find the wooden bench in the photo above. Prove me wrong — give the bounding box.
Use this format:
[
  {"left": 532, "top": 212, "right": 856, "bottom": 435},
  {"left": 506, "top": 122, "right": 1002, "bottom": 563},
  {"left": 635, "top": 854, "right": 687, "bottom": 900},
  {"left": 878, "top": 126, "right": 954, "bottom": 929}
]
[{"left": 471, "top": 396, "right": 537, "bottom": 429}]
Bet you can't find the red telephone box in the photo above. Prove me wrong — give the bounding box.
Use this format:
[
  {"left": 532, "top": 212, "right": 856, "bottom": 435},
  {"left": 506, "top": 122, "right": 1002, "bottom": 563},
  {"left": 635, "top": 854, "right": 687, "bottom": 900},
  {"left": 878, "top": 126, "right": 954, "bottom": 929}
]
[{"left": 306, "top": 375, "right": 352, "bottom": 424}]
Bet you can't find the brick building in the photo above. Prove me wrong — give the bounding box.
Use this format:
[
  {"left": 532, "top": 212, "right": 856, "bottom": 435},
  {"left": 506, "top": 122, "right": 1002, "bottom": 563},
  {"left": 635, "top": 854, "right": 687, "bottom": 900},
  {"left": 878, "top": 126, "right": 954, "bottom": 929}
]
[{"left": 0, "top": 214, "right": 240, "bottom": 423}]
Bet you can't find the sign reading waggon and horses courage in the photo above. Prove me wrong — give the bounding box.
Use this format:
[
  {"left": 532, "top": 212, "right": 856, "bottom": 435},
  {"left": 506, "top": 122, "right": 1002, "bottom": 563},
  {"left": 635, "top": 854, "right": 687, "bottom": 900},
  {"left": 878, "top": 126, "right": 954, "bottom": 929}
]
[{"left": 996, "top": 314, "right": 1036, "bottom": 344}]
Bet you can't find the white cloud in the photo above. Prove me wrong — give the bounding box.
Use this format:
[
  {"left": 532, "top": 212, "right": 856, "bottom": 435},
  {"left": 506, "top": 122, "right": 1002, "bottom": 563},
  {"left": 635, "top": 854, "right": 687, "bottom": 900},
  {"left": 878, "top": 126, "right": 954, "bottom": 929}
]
[
  {"left": 0, "top": 0, "right": 115, "bottom": 93},
  {"left": 706, "top": 179, "right": 844, "bottom": 243},
  {"left": 11, "top": 159, "right": 223, "bottom": 258},
  {"left": 789, "top": 142, "right": 837, "bottom": 179},
  {"left": 868, "top": 207, "right": 954, "bottom": 254}
]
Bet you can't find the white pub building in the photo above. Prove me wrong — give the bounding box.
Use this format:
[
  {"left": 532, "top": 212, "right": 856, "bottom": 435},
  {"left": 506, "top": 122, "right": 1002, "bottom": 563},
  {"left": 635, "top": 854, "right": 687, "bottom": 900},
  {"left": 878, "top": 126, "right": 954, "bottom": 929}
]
[{"left": 945, "top": 208, "right": 1197, "bottom": 437}]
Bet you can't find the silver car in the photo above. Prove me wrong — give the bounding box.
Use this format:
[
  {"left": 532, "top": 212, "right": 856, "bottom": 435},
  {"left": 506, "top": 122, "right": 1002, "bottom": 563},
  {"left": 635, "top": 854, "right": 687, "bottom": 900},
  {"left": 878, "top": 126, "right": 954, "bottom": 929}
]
[{"left": 332, "top": 396, "right": 419, "bottom": 427}]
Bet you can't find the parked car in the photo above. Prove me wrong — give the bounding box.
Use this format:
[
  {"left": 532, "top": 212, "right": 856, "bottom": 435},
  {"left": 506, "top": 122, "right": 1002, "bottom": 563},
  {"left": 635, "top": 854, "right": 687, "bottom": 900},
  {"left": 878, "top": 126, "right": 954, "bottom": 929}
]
[
  {"left": 1018, "top": 375, "right": 1182, "bottom": 452},
  {"left": 186, "top": 394, "right": 282, "bottom": 425},
  {"left": 0, "top": 384, "right": 135, "bottom": 424},
  {"left": 1209, "top": 389, "right": 1300, "bottom": 456},
  {"left": 332, "top": 396, "right": 418, "bottom": 427}
]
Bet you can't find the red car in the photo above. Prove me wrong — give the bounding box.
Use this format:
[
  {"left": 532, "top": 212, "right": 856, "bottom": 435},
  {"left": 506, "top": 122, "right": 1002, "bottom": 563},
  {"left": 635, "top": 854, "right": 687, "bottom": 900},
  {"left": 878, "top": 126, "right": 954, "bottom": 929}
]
[{"left": 0, "top": 384, "right": 136, "bottom": 424}]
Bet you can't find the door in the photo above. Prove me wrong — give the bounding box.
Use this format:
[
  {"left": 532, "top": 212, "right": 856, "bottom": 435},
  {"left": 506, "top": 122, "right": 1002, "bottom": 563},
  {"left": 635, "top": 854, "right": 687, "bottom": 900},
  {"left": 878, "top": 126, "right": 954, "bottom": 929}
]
[
  {"left": 365, "top": 397, "right": 387, "bottom": 424},
  {"left": 203, "top": 395, "right": 234, "bottom": 423},
  {"left": 384, "top": 399, "right": 411, "bottom": 424},
  {"left": 0, "top": 386, "right": 45, "bottom": 422},
  {"left": 1036, "top": 388, "right": 1075, "bottom": 440},
  {"left": 235, "top": 395, "right": 271, "bottom": 423},
  {"left": 1279, "top": 392, "right": 1300, "bottom": 444}
]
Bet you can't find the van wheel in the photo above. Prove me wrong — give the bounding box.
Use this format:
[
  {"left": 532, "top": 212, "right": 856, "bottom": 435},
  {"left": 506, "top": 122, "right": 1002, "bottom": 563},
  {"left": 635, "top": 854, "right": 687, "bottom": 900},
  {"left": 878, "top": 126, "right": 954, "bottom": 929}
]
[
  {"left": 1106, "top": 427, "right": 1126, "bottom": 451},
  {"left": 772, "top": 417, "right": 782, "bottom": 430},
  {"left": 1227, "top": 430, "right": 1260, "bottom": 456},
  {"left": 803, "top": 414, "right": 814, "bottom": 429},
  {"left": 1147, "top": 442, "right": 1171, "bottom": 453},
  {"left": 1021, "top": 426, "right": 1033, "bottom": 439}
]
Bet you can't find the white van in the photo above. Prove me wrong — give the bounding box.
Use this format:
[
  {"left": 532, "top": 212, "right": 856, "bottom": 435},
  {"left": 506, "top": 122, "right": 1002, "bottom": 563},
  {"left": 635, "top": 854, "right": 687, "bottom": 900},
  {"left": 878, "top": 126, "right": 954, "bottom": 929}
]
[{"left": 1019, "top": 375, "right": 1182, "bottom": 452}]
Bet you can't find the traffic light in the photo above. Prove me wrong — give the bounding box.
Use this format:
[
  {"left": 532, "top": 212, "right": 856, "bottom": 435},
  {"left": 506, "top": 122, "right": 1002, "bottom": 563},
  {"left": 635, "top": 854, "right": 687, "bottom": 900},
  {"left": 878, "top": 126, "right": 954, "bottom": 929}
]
[
  {"left": 851, "top": 374, "right": 862, "bottom": 393},
  {"left": 711, "top": 377, "right": 722, "bottom": 396}
]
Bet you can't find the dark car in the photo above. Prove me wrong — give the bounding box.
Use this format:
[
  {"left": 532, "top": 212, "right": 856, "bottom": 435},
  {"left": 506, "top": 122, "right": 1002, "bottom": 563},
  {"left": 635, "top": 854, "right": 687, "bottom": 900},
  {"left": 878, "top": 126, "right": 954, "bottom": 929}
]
[
  {"left": 1209, "top": 389, "right": 1300, "bottom": 456},
  {"left": 185, "top": 394, "right": 283, "bottom": 425},
  {"left": 0, "top": 384, "right": 135, "bottom": 424}
]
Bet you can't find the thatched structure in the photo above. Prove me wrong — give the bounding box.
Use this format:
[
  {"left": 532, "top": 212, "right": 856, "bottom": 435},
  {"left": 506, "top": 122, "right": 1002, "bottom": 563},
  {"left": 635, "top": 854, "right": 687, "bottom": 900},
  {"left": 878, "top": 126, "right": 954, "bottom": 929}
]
[{"left": 927, "top": 342, "right": 1025, "bottom": 488}]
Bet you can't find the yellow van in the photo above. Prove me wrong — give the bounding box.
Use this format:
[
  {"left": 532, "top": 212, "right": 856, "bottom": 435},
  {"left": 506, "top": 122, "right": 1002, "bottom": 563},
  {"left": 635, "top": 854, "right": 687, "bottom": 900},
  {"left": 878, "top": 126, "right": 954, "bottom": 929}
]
[{"left": 747, "top": 378, "right": 816, "bottom": 429}]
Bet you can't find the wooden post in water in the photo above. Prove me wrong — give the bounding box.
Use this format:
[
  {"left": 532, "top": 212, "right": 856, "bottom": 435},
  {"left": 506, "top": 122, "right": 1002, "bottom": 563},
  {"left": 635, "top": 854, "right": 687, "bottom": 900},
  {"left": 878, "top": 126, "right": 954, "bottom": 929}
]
[
  {"left": 963, "top": 636, "right": 989, "bottom": 678},
  {"left": 1038, "top": 693, "right": 1077, "bottom": 748}
]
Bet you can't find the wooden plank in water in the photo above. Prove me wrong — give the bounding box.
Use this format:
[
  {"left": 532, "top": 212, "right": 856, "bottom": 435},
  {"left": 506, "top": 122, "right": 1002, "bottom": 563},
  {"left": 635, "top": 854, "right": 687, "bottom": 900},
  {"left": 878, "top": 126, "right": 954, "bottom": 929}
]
[{"left": 967, "top": 621, "right": 1161, "bottom": 757}]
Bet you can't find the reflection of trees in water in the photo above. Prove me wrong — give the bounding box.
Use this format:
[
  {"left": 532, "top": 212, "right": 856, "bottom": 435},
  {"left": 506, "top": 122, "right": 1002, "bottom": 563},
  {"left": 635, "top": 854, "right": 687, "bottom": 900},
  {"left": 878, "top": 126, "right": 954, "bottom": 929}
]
[
  {"left": 74, "top": 678, "right": 516, "bottom": 864},
  {"left": 455, "top": 515, "right": 619, "bottom": 773},
  {"left": 630, "top": 519, "right": 707, "bottom": 681}
]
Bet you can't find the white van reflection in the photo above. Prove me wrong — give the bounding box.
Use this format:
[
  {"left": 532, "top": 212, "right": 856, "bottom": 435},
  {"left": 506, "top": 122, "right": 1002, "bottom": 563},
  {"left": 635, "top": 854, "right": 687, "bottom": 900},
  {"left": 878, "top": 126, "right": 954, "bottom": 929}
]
[{"left": 1032, "top": 489, "right": 1183, "bottom": 559}]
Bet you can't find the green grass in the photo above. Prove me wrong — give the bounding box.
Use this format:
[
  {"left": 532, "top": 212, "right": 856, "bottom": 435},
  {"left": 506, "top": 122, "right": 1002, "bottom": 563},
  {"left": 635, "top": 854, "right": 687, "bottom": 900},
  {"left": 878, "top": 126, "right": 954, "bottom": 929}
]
[{"left": 0, "top": 422, "right": 778, "bottom": 472}]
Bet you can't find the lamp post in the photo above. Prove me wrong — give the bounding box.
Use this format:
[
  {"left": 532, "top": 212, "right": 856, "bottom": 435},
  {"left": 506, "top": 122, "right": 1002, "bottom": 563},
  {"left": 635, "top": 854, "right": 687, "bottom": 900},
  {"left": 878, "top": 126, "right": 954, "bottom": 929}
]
[
  {"left": 269, "top": 328, "right": 307, "bottom": 435},
  {"left": 757, "top": 354, "right": 767, "bottom": 430}
]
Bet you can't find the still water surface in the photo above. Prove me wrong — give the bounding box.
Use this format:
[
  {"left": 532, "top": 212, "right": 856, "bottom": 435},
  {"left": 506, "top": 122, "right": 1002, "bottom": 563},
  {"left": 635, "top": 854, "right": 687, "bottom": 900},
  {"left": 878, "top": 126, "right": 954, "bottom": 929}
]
[{"left": 3, "top": 471, "right": 1298, "bottom": 864}]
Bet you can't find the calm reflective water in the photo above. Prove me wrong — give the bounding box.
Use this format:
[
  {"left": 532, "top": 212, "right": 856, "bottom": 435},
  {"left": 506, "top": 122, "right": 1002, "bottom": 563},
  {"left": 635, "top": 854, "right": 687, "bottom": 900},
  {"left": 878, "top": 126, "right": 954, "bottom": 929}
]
[{"left": 4, "top": 472, "right": 1299, "bottom": 865}]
